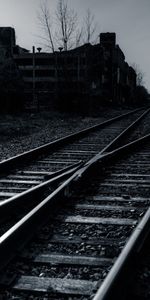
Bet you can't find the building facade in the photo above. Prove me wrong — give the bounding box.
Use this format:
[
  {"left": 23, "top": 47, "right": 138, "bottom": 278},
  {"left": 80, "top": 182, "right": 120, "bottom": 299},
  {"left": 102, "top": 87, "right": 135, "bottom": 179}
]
[{"left": 0, "top": 27, "right": 137, "bottom": 110}]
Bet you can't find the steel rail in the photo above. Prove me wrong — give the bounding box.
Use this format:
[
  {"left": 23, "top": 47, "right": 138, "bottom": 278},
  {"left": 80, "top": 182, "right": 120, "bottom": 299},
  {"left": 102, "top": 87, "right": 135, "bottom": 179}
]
[
  {"left": 0, "top": 108, "right": 142, "bottom": 173},
  {"left": 0, "top": 132, "right": 149, "bottom": 272},
  {"left": 74, "top": 107, "right": 150, "bottom": 180},
  {"left": 0, "top": 168, "right": 82, "bottom": 270},
  {"left": 92, "top": 207, "right": 150, "bottom": 300},
  {"left": 0, "top": 160, "right": 83, "bottom": 217},
  {"left": 0, "top": 108, "right": 148, "bottom": 215},
  {"left": 100, "top": 107, "right": 150, "bottom": 153},
  {"left": 75, "top": 132, "right": 150, "bottom": 184}
]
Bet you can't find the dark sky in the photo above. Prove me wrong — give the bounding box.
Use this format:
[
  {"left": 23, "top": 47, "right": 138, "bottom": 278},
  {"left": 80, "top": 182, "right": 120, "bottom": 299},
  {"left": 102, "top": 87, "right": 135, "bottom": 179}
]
[{"left": 0, "top": 0, "right": 150, "bottom": 91}]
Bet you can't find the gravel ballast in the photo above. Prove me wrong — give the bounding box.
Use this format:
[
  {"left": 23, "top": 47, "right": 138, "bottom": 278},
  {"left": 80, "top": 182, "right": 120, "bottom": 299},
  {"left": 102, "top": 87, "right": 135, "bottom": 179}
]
[{"left": 0, "top": 108, "right": 127, "bottom": 162}]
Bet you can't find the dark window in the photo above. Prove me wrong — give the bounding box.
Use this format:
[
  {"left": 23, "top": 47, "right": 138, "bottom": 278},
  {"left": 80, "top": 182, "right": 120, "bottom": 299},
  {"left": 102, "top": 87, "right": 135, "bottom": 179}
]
[
  {"left": 25, "top": 82, "right": 33, "bottom": 89},
  {"left": 35, "top": 81, "right": 55, "bottom": 91},
  {"left": 22, "top": 70, "right": 33, "bottom": 76},
  {"left": 17, "top": 58, "right": 32, "bottom": 65},
  {"left": 35, "top": 69, "right": 55, "bottom": 77},
  {"left": 35, "top": 58, "right": 55, "bottom": 65}
]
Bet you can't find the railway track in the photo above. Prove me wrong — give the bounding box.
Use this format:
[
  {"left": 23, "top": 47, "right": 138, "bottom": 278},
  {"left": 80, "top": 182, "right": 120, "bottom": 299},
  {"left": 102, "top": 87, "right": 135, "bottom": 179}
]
[
  {"left": 0, "top": 108, "right": 145, "bottom": 218},
  {"left": 0, "top": 107, "right": 150, "bottom": 299}
]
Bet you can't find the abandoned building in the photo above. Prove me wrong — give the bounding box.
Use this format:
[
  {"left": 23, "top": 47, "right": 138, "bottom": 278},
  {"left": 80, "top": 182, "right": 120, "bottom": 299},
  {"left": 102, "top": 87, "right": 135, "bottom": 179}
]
[{"left": 0, "top": 27, "right": 137, "bottom": 110}]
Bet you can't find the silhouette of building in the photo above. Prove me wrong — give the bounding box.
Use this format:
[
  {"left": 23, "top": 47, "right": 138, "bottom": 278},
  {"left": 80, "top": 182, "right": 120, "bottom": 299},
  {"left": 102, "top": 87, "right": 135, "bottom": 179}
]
[
  {"left": 0, "top": 27, "right": 16, "bottom": 59},
  {"left": 0, "top": 27, "right": 137, "bottom": 110}
]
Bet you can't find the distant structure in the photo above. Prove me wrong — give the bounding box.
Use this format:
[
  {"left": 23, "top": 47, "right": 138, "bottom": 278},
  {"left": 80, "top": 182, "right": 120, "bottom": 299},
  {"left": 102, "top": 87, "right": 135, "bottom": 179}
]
[
  {"left": 0, "top": 27, "right": 137, "bottom": 110},
  {"left": 0, "top": 27, "right": 16, "bottom": 59},
  {"left": 0, "top": 27, "right": 29, "bottom": 59}
]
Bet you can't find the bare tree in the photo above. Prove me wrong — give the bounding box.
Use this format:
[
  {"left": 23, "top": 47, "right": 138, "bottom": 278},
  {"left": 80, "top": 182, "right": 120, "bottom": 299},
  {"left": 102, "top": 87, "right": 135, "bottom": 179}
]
[
  {"left": 136, "top": 70, "right": 145, "bottom": 86},
  {"left": 56, "top": 0, "right": 77, "bottom": 51},
  {"left": 37, "top": 1, "right": 98, "bottom": 51},
  {"left": 75, "top": 27, "right": 84, "bottom": 47},
  {"left": 37, "top": 0, "right": 55, "bottom": 52},
  {"left": 132, "top": 63, "right": 145, "bottom": 86},
  {"left": 83, "top": 8, "right": 97, "bottom": 44}
]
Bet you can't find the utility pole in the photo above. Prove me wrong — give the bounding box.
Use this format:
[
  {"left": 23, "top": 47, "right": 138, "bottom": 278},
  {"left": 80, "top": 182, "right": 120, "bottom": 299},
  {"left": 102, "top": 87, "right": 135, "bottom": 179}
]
[{"left": 32, "top": 46, "right": 36, "bottom": 108}]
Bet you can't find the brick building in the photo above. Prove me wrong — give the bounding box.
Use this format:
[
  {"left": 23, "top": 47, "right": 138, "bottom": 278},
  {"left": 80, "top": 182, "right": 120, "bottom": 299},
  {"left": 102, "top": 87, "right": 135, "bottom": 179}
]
[{"left": 0, "top": 27, "right": 137, "bottom": 110}]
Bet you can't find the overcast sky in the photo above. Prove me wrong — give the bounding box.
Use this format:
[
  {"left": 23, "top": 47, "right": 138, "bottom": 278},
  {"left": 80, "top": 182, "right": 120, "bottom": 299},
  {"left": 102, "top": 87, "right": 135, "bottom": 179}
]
[{"left": 0, "top": 0, "right": 150, "bottom": 91}]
